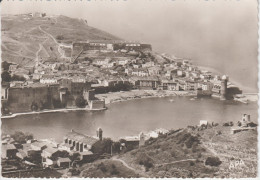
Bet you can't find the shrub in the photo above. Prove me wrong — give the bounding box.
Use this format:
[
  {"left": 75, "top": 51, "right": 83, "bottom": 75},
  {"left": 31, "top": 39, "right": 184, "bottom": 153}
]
[
  {"left": 56, "top": 35, "right": 64, "bottom": 40},
  {"left": 91, "top": 138, "right": 113, "bottom": 155},
  {"left": 137, "top": 153, "right": 154, "bottom": 171},
  {"left": 97, "top": 162, "right": 107, "bottom": 173},
  {"left": 189, "top": 161, "right": 195, "bottom": 166},
  {"left": 161, "top": 144, "right": 168, "bottom": 151},
  {"left": 223, "top": 122, "right": 233, "bottom": 127},
  {"left": 2, "top": 61, "right": 12, "bottom": 71},
  {"left": 11, "top": 74, "right": 26, "bottom": 81},
  {"left": 1, "top": 101, "right": 9, "bottom": 115},
  {"left": 50, "top": 150, "right": 69, "bottom": 161},
  {"left": 183, "top": 149, "right": 189, "bottom": 154},
  {"left": 75, "top": 95, "right": 86, "bottom": 108},
  {"left": 1, "top": 71, "right": 11, "bottom": 82},
  {"left": 52, "top": 98, "right": 63, "bottom": 108},
  {"left": 185, "top": 135, "right": 200, "bottom": 149},
  {"left": 170, "top": 151, "right": 176, "bottom": 158},
  {"left": 110, "top": 167, "right": 119, "bottom": 175},
  {"left": 192, "top": 145, "right": 197, "bottom": 153},
  {"left": 31, "top": 102, "right": 38, "bottom": 111},
  {"left": 11, "top": 131, "right": 33, "bottom": 144},
  {"left": 248, "top": 122, "right": 257, "bottom": 127},
  {"left": 205, "top": 156, "right": 222, "bottom": 166},
  {"left": 216, "top": 130, "right": 222, "bottom": 135}
]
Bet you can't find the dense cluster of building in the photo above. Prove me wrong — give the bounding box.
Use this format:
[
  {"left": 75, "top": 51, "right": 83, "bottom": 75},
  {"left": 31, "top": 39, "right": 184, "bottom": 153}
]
[
  {"left": 1, "top": 126, "right": 169, "bottom": 173},
  {"left": 1, "top": 39, "right": 242, "bottom": 115},
  {"left": 1, "top": 128, "right": 104, "bottom": 171}
]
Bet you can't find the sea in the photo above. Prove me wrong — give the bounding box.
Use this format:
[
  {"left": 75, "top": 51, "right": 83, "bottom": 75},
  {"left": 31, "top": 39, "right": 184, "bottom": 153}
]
[{"left": 1, "top": 96, "right": 258, "bottom": 143}]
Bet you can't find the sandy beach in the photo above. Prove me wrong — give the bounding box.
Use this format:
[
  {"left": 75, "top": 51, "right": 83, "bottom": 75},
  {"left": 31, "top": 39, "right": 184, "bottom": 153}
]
[{"left": 95, "top": 90, "right": 196, "bottom": 105}]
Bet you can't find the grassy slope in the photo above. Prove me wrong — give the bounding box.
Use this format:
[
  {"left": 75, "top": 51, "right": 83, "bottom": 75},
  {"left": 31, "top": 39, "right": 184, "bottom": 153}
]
[
  {"left": 79, "top": 159, "right": 140, "bottom": 178},
  {"left": 198, "top": 125, "right": 258, "bottom": 178},
  {"left": 115, "top": 126, "right": 257, "bottom": 178},
  {"left": 1, "top": 14, "right": 120, "bottom": 66}
]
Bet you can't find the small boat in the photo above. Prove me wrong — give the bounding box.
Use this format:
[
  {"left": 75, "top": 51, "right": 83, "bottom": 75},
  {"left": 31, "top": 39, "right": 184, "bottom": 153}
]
[
  {"left": 190, "top": 98, "right": 195, "bottom": 101},
  {"left": 169, "top": 99, "right": 175, "bottom": 102}
]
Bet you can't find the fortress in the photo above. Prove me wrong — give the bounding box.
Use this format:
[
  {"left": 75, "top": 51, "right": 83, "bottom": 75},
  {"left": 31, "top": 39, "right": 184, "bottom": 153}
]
[
  {"left": 71, "top": 40, "right": 152, "bottom": 61},
  {"left": 1, "top": 79, "right": 105, "bottom": 114}
]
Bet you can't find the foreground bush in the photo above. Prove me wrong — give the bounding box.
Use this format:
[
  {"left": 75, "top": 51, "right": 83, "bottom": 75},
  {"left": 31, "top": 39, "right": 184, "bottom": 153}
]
[
  {"left": 205, "top": 156, "right": 222, "bottom": 167},
  {"left": 136, "top": 153, "right": 154, "bottom": 171}
]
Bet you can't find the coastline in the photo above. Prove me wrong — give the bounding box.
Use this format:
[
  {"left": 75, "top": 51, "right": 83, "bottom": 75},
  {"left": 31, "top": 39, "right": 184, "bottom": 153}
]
[
  {"left": 1, "top": 107, "right": 93, "bottom": 119},
  {"left": 2, "top": 90, "right": 257, "bottom": 119},
  {"left": 1, "top": 90, "right": 195, "bottom": 119}
]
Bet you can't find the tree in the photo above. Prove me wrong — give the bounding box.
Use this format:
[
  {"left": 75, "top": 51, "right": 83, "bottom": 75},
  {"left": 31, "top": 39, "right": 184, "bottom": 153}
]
[
  {"left": 91, "top": 138, "right": 113, "bottom": 155},
  {"left": 31, "top": 102, "right": 38, "bottom": 111},
  {"left": 205, "top": 156, "right": 222, "bottom": 167},
  {"left": 50, "top": 150, "right": 70, "bottom": 161},
  {"left": 112, "top": 142, "right": 121, "bottom": 154},
  {"left": 2, "top": 61, "right": 12, "bottom": 71},
  {"left": 11, "top": 131, "right": 34, "bottom": 144},
  {"left": 1, "top": 101, "right": 9, "bottom": 115},
  {"left": 70, "top": 152, "right": 81, "bottom": 162},
  {"left": 56, "top": 35, "right": 64, "bottom": 40},
  {"left": 75, "top": 95, "right": 86, "bottom": 108},
  {"left": 52, "top": 98, "right": 63, "bottom": 108},
  {"left": 11, "top": 74, "right": 26, "bottom": 81},
  {"left": 136, "top": 152, "right": 154, "bottom": 171},
  {"left": 1, "top": 71, "right": 11, "bottom": 82}
]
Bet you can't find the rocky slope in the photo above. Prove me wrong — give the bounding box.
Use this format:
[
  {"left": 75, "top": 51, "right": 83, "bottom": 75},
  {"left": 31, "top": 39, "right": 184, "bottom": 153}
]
[{"left": 1, "top": 14, "right": 120, "bottom": 66}]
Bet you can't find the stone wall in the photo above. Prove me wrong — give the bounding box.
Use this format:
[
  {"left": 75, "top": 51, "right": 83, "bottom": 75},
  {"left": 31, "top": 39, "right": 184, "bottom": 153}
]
[
  {"left": 89, "top": 100, "right": 105, "bottom": 110},
  {"left": 6, "top": 85, "right": 60, "bottom": 113}
]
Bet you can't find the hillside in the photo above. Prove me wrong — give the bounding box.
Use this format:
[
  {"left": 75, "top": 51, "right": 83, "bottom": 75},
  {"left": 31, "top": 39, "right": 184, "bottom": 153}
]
[
  {"left": 79, "top": 159, "right": 140, "bottom": 178},
  {"left": 110, "top": 126, "right": 257, "bottom": 178},
  {"left": 1, "top": 13, "right": 120, "bottom": 66}
]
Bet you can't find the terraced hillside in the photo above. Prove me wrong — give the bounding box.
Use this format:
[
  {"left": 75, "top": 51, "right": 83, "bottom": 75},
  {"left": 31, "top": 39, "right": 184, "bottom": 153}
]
[{"left": 1, "top": 14, "right": 120, "bottom": 66}]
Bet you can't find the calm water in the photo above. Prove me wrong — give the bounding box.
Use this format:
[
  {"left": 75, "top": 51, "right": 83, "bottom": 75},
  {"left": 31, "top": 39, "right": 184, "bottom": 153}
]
[{"left": 1, "top": 96, "right": 258, "bottom": 142}]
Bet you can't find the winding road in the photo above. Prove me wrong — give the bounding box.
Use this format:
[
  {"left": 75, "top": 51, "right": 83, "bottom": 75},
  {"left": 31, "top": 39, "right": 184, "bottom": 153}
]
[{"left": 38, "top": 25, "right": 71, "bottom": 60}]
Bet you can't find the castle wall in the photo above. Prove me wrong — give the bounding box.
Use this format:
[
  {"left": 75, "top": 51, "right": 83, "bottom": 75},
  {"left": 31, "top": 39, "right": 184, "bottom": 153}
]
[
  {"left": 6, "top": 85, "right": 60, "bottom": 113},
  {"left": 89, "top": 100, "right": 105, "bottom": 110}
]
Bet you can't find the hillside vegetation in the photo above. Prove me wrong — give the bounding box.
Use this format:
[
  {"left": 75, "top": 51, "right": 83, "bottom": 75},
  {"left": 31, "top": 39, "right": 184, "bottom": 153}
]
[
  {"left": 112, "top": 125, "right": 257, "bottom": 178},
  {"left": 1, "top": 14, "right": 120, "bottom": 66}
]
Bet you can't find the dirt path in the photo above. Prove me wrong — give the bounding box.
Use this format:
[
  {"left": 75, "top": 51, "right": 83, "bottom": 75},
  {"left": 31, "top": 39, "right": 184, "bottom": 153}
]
[
  {"left": 111, "top": 157, "right": 136, "bottom": 171},
  {"left": 201, "top": 134, "right": 218, "bottom": 156},
  {"left": 38, "top": 25, "right": 71, "bottom": 60},
  {"left": 155, "top": 158, "right": 196, "bottom": 166},
  {"left": 111, "top": 157, "right": 149, "bottom": 177}
]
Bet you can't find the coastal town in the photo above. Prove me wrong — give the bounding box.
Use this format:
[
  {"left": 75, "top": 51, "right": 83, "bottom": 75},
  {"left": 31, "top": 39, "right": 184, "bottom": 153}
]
[
  {"left": 1, "top": 13, "right": 245, "bottom": 116},
  {"left": 1, "top": 12, "right": 258, "bottom": 178}
]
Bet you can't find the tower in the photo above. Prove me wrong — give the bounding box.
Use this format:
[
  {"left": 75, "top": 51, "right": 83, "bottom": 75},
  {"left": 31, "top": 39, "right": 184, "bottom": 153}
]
[
  {"left": 139, "top": 132, "right": 145, "bottom": 147},
  {"left": 96, "top": 127, "right": 103, "bottom": 141},
  {"left": 220, "top": 75, "right": 228, "bottom": 100}
]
